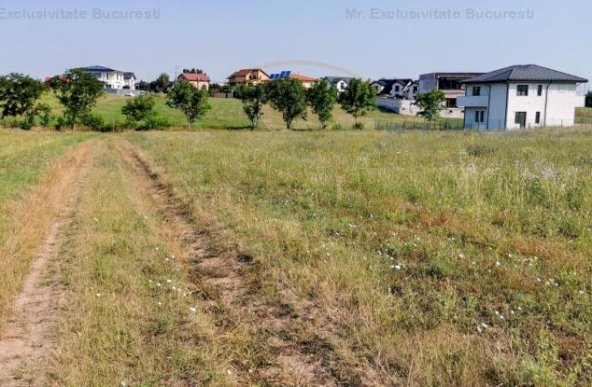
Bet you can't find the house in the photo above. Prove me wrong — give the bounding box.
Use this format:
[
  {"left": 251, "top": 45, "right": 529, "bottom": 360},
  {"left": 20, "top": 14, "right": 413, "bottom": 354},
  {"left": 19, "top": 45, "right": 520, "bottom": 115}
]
[
  {"left": 123, "top": 72, "right": 136, "bottom": 90},
  {"left": 269, "top": 71, "right": 318, "bottom": 89},
  {"left": 287, "top": 73, "right": 318, "bottom": 89},
  {"left": 178, "top": 72, "right": 211, "bottom": 90},
  {"left": 227, "top": 68, "right": 270, "bottom": 85},
  {"left": 399, "top": 80, "right": 419, "bottom": 100},
  {"left": 371, "top": 79, "right": 397, "bottom": 95},
  {"left": 325, "top": 76, "right": 354, "bottom": 93},
  {"left": 458, "top": 64, "right": 588, "bottom": 130},
  {"left": 371, "top": 78, "right": 418, "bottom": 100},
  {"left": 418, "top": 72, "right": 484, "bottom": 118},
  {"left": 81, "top": 65, "right": 128, "bottom": 90}
]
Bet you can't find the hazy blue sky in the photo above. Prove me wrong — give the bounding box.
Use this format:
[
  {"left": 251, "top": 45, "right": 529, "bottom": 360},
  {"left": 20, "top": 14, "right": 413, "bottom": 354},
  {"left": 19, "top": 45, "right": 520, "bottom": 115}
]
[{"left": 0, "top": 0, "right": 589, "bottom": 89}]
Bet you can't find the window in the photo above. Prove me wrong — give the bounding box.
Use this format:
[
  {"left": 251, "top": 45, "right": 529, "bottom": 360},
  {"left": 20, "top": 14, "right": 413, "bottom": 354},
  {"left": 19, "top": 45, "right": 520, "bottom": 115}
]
[
  {"left": 515, "top": 112, "right": 527, "bottom": 128},
  {"left": 517, "top": 85, "right": 529, "bottom": 96},
  {"left": 475, "top": 110, "right": 485, "bottom": 123},
  {"left": 537, "top": 85, "right": 543, "bottom": 96},
  {"left": 413, "top": 86, "right": 418, "bottom": 93},
  {"left": 394, "top": 85, "right": 400, "bottom": 92},
  {"left": 472, "top": 86, "right": 481, "bottom": 96},
  {"left": 535, "top": 111, "right": 541, "bottom": 124},
  {"left": 446, "top": 98, "right": 457, "bottom": 108}
]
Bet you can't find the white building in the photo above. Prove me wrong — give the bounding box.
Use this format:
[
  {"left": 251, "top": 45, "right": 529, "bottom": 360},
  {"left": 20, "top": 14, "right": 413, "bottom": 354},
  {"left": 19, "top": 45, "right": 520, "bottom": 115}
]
[
  {"left": 81, "top": 66, "right": 130, "bottom": 90},
  {"left": 123, "top": 72, "right": 137, "bottom": 90},
  {"left": 458, "top": 65, "right": 588, "bottom": 130},
  {"left": 325, "top": 76, "right": 354, "bottom": 93}
]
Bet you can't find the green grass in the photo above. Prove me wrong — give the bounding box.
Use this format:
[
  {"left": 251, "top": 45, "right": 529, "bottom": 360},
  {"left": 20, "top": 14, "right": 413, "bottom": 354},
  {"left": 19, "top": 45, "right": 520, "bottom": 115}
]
[
  {"left": 34, "top": 92, "right": 435, "bottom": 131},
  {"left": 576, "top": 107, "right": 592, "bottom": 124},
  {"left": 130, "top": 128, "right": 592, "bottom": 385},
  {"left": 0, "top": 130, "right": 94, "bottom": 240}
]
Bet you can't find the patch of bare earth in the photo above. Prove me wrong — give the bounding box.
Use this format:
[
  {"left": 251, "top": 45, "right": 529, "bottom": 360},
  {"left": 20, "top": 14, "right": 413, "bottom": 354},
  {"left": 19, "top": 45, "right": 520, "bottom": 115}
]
[
  {"left": 0, "top": 143, "right": 94, "bottom": 386},
  {"left": 117, "top": 141, "right": 353, "bottom": 386}
]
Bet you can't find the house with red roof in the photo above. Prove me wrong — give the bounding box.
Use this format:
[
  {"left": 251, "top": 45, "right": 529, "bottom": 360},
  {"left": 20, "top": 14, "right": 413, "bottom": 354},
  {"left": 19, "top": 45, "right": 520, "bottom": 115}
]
[{"left": 178, "top": 72, "right": 211, "bottom": 90}]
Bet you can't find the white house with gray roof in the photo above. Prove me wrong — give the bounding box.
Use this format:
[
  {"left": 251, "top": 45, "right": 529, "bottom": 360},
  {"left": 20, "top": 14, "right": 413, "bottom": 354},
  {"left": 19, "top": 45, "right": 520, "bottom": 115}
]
[{"left": 458, "top": 65, "right": 588, "bottom": 130}]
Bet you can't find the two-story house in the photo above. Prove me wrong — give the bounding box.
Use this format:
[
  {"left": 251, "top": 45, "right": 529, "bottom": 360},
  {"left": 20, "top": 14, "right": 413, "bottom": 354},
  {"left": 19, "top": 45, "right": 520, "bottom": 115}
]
[
  {"left": 81, "top": 66, "right": 128, "bottom": 90},
  {"left": 458, "top": 65, "right": 588, "bottom": 130},
  {"left": 227, "top": 68, "right": 270, "bottom": 85},
  {"left": 325, "top": 76, "right": 354, "bottom": 93},
  {"left": 178, "top": 72, "right": 211, "bottom": 90}
]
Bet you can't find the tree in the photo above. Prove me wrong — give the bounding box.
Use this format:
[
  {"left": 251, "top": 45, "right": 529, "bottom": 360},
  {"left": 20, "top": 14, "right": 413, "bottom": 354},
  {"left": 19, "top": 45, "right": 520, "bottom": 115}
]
[
  {"left": 307, "top": 79, "right": 338, "bottom": 129},
  {"left": 166, "top": 80, "right": 211, "bottom": 127},
  {"left": 0, "top": 73, "right": 45, "bottom": 123},
  {"left": 122, "top": 95, "right": 156, "bottom": 122},
  {"left": 586, "top": 91, "right": 592, "bottom": 108},
  {"left": 265, "top": 79, "right": 307, "bottom": 130},
  {"left": 182, "top": 68, "right": 204, "bottom": 74},
  {"left": 234, "top": 84, "right": 267, "bottom": 130},
  {"left": 338, "top": 78, "right": 376, "bottom": 128},
  {"left": 47, "top": 68, "right": 104, "bottom": 130},
  {"left": 417, "top": 90, "right": 446, "bottom": 122},
  {"left": 150, "top": 73, "right": 171, "bottom": 93}
]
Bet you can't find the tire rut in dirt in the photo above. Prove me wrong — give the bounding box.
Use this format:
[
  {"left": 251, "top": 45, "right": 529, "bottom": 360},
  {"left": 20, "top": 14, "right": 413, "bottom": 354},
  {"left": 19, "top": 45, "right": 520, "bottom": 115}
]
[
  {"left": 0, "top": 145, "right": 94, "bottom": 386},
  {"left": 116, "top": 141, "right": 349, "bottom": 386}
]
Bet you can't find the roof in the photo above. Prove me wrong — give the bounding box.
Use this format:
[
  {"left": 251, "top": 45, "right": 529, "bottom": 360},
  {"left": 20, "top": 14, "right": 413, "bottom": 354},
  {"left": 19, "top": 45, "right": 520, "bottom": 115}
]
[
  {"left": 179, "top": 73, "right": 210, "bottom": 82},
  {"left": 227, "top": 68, "right": 268, "bottom": 79},
  {"left": 124, "top": 72, "right": 136, "bottom": 80},
  {"left": 372, "top": 78, "right": 413, "bottom": 95},
  {"left": 289, "top": 73, "right": 317, "bottom": 83},
  {"left": 325, "top": 76, "right": 354, "bottom": 85},
  {"left": 81, "top": 65, "right": 120, "bottom": 73},
  {"left": 463, "top": 65, "right": 588, "bottom": 84},
  {"left": 420, "top": 72, "right": 484, "bottom": 79}
]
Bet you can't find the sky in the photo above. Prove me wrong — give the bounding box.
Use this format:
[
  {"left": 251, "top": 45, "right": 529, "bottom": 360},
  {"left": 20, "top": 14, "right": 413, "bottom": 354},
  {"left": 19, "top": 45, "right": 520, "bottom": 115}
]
[{"left": 0, "top": 0, "right": 589, "bottom": 91}]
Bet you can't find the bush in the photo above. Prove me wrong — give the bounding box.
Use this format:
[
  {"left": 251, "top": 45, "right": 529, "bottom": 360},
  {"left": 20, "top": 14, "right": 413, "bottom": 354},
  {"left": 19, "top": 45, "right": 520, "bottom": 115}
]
[
  {"left": 55, "top": 115, "right": 73, "bottom": 131},
  {"left": 122, "top": 95, "right": 156, "bottom": 122},
  {"left": 80, "top": 113, "right": 105, "bottom": 130},
  {"left": 18, "top": 119, "right": 33, "bottom": 130},
  {"left": 135, "top": 116, "right": 169, "bottom": 131}
]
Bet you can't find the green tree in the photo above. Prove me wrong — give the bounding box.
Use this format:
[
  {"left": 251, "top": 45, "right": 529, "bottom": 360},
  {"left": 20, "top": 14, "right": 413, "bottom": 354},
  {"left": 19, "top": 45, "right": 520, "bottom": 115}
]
[
  {"left": 265, "top": 79, "right": 307, "bottom": 130},
  {"left": 417, "top": 90, "right": 446, "bottom": 122},
  {"left": 151, "top": 73, "right": 171, "bottom": 93},
  {"left": 234, "top": 84, "right": 267, "bottom": 130},
  {"left": 307, "top": 79, "right": 338, "bottom": 129},
  {"left": 47, "top": 68, "right": 104, "bottom": 130},
  {"left": 338, "top": 78, "right": 376, "bottom": 128},
  {"left": 0, "top": 73, "right": 45, "bottom": 124},
  {"left": 586, "top": 91, "right": 592, "bottom": 108},
  {"left": 122, "top": 95, "right": 156, "bottom": 122},
  {"left": 166, "top": 80, "right": 211, "bottom": 127},
  {"left": 182, "top": 68, "right": 204, "bottom": 74}
]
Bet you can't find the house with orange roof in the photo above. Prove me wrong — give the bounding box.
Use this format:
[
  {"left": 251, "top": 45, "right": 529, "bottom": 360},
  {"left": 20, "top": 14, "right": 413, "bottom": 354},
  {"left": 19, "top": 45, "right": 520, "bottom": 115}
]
[
  {"left": 226, "top": 68, "right": 270, "bottom": 85},
  {"left": 177, "top": 72, "right": 211, "bottom": 90}
]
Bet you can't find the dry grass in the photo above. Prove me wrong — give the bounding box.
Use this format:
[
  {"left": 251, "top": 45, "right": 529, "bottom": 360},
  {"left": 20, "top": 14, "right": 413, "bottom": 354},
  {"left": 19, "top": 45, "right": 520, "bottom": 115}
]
[
  {"left": 129, "top": 127, "right": 592, "bottom": 385},
  {"left": 0, "top": 131, "right": 94, "bottom": 330}
]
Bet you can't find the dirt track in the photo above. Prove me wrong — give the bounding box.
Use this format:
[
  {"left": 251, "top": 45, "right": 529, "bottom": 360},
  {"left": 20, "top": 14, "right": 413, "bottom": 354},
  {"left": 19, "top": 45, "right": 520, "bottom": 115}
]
[{"left": 0, "top": 144, "right": 94, "bottom": 386}]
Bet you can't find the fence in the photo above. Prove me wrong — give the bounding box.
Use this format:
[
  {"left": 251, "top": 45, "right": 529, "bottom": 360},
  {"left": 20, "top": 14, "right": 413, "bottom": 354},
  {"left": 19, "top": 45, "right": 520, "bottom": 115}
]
[{"left": 375, "top": 119, "right": 465, "bottom": 131}]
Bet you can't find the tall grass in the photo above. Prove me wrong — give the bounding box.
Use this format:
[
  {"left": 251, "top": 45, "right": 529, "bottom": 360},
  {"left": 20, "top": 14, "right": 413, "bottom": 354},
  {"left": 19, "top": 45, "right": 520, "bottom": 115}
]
[{"left": 131, "top": 128, "right": 592, "bottom": 385}]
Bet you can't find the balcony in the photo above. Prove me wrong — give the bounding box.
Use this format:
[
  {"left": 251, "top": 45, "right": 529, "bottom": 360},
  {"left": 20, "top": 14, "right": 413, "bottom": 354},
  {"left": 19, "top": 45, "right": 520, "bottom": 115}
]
[{"left": 457, "top": 95, "right": 489, "bottom": 107}]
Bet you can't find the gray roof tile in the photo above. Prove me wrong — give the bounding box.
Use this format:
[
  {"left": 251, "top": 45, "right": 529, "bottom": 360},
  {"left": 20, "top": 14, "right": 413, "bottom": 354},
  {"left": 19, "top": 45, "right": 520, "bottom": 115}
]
[{"left": 464, "top": 65, "right": 587, "bottom": 83}]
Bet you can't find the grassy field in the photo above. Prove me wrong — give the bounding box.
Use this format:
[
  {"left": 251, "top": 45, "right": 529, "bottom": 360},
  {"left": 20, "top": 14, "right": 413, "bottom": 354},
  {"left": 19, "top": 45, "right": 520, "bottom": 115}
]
[
  {"left": 0, "top": 130, "right": 94, "bottom": 328},
  {"left": 129, "top": 128, "right": 592, "bottom": 385},
  {"left": 576, "top": 107, "right": 592, "bottom": 125},
  {"left": 1, "top": 128, "right": 591, "bottom": 385},
  {"left": 34, "top": 93, "right": 441, "bottom": 131}
]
